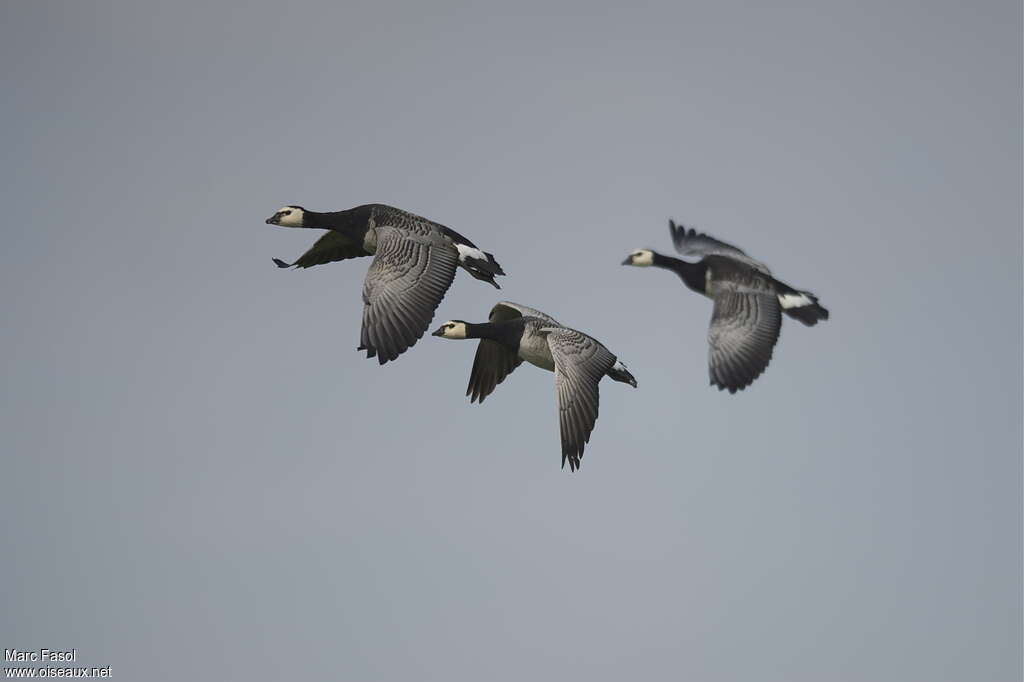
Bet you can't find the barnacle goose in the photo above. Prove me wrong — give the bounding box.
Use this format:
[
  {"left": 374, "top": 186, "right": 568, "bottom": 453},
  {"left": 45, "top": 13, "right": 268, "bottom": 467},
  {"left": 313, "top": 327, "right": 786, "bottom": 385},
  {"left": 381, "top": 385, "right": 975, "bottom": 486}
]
[
  {"left": 432, "top": 301, "right": 637, "bottom": 472},
  {"left": 622, "top": 220, "right": 828, "bottom": 393},
  {"left": 266, "top": 204, "right": 506, "bottom": 364}
]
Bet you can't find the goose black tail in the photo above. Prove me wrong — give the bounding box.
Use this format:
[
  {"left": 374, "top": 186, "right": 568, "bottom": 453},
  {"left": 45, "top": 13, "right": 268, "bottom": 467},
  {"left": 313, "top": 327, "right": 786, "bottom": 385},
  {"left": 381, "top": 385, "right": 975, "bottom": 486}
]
[
  {"left": 606, "top": 362, "right": 638, "bottom": 388},
  {"left": 460, "top": 252, "right": 506, "bottom": 289},
  {"left": 483, "top": 252, "right": 506, "bottom": 276},
  {"left": 775, "top": 281, "right": 829, "bottom": 326}
]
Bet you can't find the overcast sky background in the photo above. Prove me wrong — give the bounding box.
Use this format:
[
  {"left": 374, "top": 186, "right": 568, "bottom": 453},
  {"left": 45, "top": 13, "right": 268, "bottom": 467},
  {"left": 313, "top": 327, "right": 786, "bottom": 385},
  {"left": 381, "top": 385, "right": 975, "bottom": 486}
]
[{"left": 1, "top": 1, "right": 1021, "bottom": 680}]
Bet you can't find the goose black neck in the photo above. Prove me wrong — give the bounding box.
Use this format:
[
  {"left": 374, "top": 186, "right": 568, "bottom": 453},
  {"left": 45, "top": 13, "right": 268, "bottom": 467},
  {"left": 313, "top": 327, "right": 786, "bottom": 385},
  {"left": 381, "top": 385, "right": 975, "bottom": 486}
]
[
  {"left": 304, "top": 205, "right": 372, "bottom": 231},
  {"left": 653, "top": 253, "right": 707, "bottom": 293},
  {"left": 465, "top": 321, "right": 520, "bottom": 346}
]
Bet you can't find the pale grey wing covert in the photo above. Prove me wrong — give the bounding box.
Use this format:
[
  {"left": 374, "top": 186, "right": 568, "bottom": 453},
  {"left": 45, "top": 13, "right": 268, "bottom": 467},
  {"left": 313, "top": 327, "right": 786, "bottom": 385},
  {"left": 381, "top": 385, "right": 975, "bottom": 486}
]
[
  {"left": 543, "top": 327, "right": 617, "bottom": 472},
  {"left": 707, "top": 291, "right": 782, "bottom": 393},
  {"left": 489, "top": 301, "right": 561, "bottom": 326},
  {"left": 669, "top": 220, "right": 771, "bottom": 273},
  {"left": 466, "top": 301, "right": 561, "bottom": 403},
  {"left": 360, "top": 226, "right": 459, "bottom": 364},
  {"left": 273, "top": 231, "right": 370, "bottom": 268}
]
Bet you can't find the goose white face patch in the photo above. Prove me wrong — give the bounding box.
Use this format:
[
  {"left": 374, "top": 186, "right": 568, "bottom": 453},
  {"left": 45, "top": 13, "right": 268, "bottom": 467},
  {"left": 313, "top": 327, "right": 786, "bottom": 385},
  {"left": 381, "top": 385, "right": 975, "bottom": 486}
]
[
  {"left": 626, "top": 249, "right": 654, "bottom": 266},
  {"left": 779, "top": 292, "right": 813, "bottom": 309},
  {"left": 455, "top": 243, "right": 487, "bottom": 263},
  {"left": 274, "top": 206, "right": 305, "bottom": 227},
  {"left": 438, "top": 321, "right": 467, "bottom": 339}
]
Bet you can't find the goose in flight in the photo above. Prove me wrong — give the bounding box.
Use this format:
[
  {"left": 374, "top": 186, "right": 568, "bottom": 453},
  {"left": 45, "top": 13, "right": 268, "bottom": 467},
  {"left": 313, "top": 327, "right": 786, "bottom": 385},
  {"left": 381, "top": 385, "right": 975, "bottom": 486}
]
[
  {"left": 432, "top": 301, "right": 637, "bottom": 471},
  {"left": 266, "top": 203, "right": 506, "bottom": 364},
  {"left": 622, "top": 220, "right": 828, "bottom": 393}
]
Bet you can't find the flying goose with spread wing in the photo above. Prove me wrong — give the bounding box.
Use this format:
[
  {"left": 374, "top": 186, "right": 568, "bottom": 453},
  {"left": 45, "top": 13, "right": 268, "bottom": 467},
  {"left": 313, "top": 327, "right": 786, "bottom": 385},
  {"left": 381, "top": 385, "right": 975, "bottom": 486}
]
[
  {"left": 622, "top": 220, "right": 828, "bottom": 393},
  {"left": 266, "top": 203, "right": 506, "bottom": 364},
  {"left": 432, "top": 301, "right": 637, "bottom": 471}
]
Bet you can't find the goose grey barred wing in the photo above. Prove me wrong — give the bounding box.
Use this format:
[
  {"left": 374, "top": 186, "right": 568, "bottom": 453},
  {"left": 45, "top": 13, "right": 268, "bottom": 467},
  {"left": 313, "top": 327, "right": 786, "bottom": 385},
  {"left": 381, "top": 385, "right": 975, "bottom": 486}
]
[
  {"left": 543, "top": 328, "right": 617, "bottom": 471},
  {"left": 370, "top": 204, "right": 505, "bottom": 287},
  {"left": 467, "top": 340, "right": 522, "bottom": 403},
  {"left": 273, "top": 231, "right": 370, "bottom": 269},
  {"left": 669, "top": 220, "right": 770, "bottom": 273},
  {"left": 707, "top": 291, "right": 782, "bottom": 393},
  {"left": 359, "top": 226, "right": 459, "bottom": 365},
  {"left": 368, "top": 203, "right": 442, "bottom": 231},
  {"left": 489, "top": 301, "right": 561, "bottom": 326}
]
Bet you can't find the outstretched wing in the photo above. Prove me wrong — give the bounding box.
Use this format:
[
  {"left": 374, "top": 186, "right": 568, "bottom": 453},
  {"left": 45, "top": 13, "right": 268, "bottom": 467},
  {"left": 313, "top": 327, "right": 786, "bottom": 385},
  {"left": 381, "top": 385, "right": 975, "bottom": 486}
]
[
  {"left": 707, "top": 291, "right": 782, "bottom": 393},
  {"left": 369, "top": 203, "right": 505, "bottom": 287},
  {"left": 543, "top": 327, "right": 617, "bottom": 472},
  {"left": 488, "top": 301, "right": 561, "bottom": 326},
  {"left": 669, "top": 220, "right": 770, "bottom": 273},
  {"left": 273, "top": 231, "right": 370, "bottom": 269},
  {"left": 467, "top": 339, "right": 522, "bottom": 403},
  {"left": 360, "top": 226, "right": 459, "bottom": 365}
]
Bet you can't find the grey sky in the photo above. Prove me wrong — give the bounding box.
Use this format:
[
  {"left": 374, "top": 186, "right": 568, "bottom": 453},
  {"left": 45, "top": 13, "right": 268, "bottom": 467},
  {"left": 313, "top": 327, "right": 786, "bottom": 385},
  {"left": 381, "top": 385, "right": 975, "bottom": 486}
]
[{"left": 1, "top": 1, "right": 1020, "bottom": 680}]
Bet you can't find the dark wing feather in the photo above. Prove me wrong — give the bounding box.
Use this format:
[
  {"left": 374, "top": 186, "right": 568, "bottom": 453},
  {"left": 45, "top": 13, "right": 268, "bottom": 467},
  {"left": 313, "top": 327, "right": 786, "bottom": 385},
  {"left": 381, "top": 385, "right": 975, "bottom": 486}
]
[
  {"left": 669, "top": 220, "right": 770, "bottom": 273},
  {"left": 359, "top": 227, "right": 459, "bottom": 365},
  {"left": 707, "top": 291, "right": 782, "bottom": 393},
  {"left": 274, "top": 231, "right": 370, "bottom": 268},
  {"left": 544, "top": 328, "right": 617, "bottom": 472},
  {"left": 467, "top": 340, "right": 522, "bottom": 403}
]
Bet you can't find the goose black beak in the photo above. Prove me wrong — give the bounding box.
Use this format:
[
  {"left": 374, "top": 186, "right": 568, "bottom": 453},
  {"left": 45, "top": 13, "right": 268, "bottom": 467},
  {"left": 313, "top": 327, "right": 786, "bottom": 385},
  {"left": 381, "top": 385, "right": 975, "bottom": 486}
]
[
  {"left": 621, "top": 257, "right": 633, "bottom": 265},
  {"left": 431, "top": 327, "right": 445, "bottom": 337},
  {"left": 265, "top": 215, "right": 279, "bottom": 225}
]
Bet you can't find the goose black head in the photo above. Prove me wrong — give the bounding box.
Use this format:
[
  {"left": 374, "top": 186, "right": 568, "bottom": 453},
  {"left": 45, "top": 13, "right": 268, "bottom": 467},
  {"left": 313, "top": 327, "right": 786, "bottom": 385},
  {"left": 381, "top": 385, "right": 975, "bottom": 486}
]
[
  {"left": 622, "top": 249, "right": 655, "bottom": 267},
  {"left": 265, "top": 205, "right": 306, "bottom": 227},
  {"left": 432, "top": 320, "right": 469, "bottom": 339}
]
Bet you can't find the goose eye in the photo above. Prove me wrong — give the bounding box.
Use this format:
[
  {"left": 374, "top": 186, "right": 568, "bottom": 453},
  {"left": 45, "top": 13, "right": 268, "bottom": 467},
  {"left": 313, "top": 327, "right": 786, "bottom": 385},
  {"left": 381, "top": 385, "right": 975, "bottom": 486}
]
[{"left": 282, "top": 210, "right": 292, "bottom": 216}]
